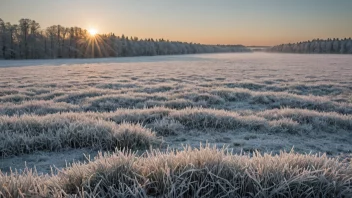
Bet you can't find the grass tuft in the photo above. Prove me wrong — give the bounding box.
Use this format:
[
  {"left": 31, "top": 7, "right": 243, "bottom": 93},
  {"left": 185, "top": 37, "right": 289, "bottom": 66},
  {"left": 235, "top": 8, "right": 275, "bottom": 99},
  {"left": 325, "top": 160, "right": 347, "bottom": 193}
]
[
  {"left": 0, "top": 114, "right": 159, "bottom": 157},
  {"left": 0, "top": 100, "right": 79, "bottom": 116},
  {"left": 1, "top": 146, "right": 351, "bottom": 197}
]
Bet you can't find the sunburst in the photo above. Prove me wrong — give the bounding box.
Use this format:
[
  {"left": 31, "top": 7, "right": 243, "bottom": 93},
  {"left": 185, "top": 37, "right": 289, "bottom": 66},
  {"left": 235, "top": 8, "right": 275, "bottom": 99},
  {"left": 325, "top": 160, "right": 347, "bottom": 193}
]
[{"left": 88, "top": 28, "right": 97, "bottom": 37}]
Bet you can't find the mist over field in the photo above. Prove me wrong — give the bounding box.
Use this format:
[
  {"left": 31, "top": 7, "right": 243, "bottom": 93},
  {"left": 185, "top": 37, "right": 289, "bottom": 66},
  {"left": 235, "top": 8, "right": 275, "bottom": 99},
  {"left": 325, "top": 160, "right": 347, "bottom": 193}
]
[{"left": 0, "top": 53, "right": 351, "bottom": 197}]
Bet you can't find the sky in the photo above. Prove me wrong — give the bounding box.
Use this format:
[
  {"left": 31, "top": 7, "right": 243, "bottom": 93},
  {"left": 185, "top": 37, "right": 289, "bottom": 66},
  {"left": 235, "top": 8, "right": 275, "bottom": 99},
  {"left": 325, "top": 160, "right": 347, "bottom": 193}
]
[{"left": 1, "top": 0, "right": 351, "bottom": 46}]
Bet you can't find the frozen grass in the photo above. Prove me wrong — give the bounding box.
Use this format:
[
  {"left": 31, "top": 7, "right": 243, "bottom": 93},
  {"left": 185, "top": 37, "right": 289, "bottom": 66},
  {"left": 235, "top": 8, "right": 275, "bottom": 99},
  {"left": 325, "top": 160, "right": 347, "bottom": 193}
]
[
  {"left": 0, "top": 53, "right": 352, "bottom": 196},
  {"left": 1, "top": 105, "right": 349, "bottom": 158},
  {"left": 101, "top": 107, "right": 172, "bottom": 124},
  {"left": 0, "top": 89, "right": 19, "bottom": 97},
  {"left": 0, "top": 114, "right": 158, "bottom": 157},
  {"left": 1, "top": 88, "right": 350, "bottom": 115},
  {"left": 143, "top": 99, "right": 197, "bottom": 109},
  {"left": 54, "top": 89, "right": 109, "bottom": 104},
  {"left": 258, "top": 108, "right": 352, "bottom": 131},
  {"left": 0, "top": 100, "right": 79, "bottom": 116},
  {"left": 211, "top": 87, "right": 352, "bottom": 114},
  {"left": 96, "top": 107, "right": 348, "bottom": 134},
  {"left": 0, "top": 106, "right": 330, "bottom": 157},
  {"left": 0, "top": 94, "right": 30, "bottom": 103},
  {"left": 147, "top": 118, "right": 184, "bottom": 136},
  {"left": 169, "top": 108, "right": 268, "bottom": 130},
  {"left": 1, "top": 104, "right": 349, "bottom": 155},
  {"left": 83, "top": 95, "right": 147, "bottom": 112},
  {"left": 1, "top": 146, "right": 352, "bottom": 197},
  {"left": 186, "top": 92, "right": 226, "bottom": 105}
]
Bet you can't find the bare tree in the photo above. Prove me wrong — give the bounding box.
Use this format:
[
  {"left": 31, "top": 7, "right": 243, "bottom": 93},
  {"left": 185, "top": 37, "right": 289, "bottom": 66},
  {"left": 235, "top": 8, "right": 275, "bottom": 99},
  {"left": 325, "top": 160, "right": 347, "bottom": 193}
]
[
  {"left": 19, "top": 19, "right": 32, "bottom": 58},
  {"left": 0, "top": 18, "right": 5, "bottom": 59},
  {"left": 46, "top": 25, "right": 57, "bottom": 58}
]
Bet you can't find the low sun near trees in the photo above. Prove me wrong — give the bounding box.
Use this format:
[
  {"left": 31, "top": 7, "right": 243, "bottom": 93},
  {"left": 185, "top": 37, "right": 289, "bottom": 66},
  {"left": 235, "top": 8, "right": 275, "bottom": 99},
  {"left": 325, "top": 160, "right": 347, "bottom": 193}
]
[{"left": 0, "top": 18, "right": 249, "bottom": 59}]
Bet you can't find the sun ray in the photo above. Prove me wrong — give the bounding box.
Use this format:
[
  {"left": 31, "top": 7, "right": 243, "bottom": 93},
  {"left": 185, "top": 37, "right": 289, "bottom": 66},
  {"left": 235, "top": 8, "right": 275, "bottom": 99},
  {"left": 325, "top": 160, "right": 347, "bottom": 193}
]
[{"left": 88, "top": 28, "right": 97, "bottom": 37}]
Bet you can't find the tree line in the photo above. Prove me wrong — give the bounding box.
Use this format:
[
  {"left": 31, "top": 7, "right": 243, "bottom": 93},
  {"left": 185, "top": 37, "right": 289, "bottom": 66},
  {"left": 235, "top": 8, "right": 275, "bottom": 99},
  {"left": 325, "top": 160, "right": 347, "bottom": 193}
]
[
  {"left": 268, "top": 38, "right": 352, "bottom": 54},
  {"left": 0, "top": 18, "right": 250, "bottom": 60}
]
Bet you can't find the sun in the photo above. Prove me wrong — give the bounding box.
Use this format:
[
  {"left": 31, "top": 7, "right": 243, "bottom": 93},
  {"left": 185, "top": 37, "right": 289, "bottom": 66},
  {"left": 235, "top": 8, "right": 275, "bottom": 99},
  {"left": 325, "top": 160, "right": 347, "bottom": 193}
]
[{"left": 88, "top": 28, "right": 98, "bottom": 36}]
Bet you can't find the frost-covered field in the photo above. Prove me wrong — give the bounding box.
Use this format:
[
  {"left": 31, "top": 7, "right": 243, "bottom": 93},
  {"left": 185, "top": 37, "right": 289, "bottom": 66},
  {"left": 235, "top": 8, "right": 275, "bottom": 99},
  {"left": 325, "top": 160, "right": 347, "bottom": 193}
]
[{"left": 0, "top": 53, "right": 352, "bottom": 197}]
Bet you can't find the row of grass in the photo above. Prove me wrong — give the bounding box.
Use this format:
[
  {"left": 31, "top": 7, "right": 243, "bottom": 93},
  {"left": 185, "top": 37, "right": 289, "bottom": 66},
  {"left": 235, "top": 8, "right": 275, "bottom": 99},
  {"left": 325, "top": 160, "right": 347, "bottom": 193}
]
[
  {"left": 1, "top": 146, "right": 351, "bottom": 197},
  {"left": 1, "top": 107, "right": 350, "bottom": 156},
  {"left": 1, "top": 86, "right": 351, "bottom": 114},
  {"left": 0, "top": 114, "right": 159, "bottom": 157}
]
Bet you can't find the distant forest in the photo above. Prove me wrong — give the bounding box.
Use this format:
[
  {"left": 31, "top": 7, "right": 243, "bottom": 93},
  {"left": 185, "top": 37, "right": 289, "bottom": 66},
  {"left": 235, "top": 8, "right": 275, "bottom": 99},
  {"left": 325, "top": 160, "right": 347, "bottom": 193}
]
[
  {"left": 0, "top": 18, "right": 250, "bottom": 60},
  {"left": 268, "top": 38, "right": 352, "bottom": 54}
]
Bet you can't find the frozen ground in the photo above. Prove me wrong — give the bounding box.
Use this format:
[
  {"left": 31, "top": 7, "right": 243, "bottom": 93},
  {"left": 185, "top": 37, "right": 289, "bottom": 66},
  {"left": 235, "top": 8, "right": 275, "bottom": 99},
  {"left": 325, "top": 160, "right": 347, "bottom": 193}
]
[{"left": 0, "top": 52, "right": 351, "bottom": 174}]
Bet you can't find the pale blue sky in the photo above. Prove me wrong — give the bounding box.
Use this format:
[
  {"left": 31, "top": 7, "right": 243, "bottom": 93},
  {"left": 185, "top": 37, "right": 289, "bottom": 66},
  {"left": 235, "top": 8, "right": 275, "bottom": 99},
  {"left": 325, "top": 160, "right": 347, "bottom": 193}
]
[{"left": 1, "top": 0, "right": 351, "bottom": 45}]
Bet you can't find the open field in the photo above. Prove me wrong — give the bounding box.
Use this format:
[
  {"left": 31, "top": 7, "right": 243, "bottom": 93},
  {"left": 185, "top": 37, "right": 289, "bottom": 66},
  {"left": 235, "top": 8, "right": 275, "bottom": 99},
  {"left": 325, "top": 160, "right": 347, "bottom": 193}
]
[{"left": 0, "top": 53, "right": 351, "bottom": 197}]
